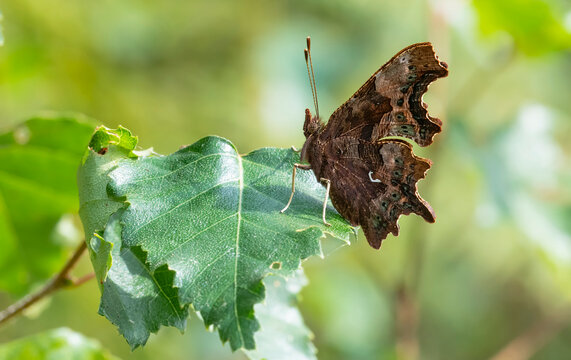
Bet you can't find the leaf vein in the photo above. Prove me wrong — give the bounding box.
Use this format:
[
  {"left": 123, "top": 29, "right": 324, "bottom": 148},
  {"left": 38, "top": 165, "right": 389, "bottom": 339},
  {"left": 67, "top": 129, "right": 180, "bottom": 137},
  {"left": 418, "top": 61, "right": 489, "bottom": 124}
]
[
  {"left": 124, "top": 152, "right": 239, "bottom": 185},
  {"left": 128, "top": 177, "right": 240, "bottom": 237},
  {"left": 160, "top": 213, "right": 238, "bottom": 263}
]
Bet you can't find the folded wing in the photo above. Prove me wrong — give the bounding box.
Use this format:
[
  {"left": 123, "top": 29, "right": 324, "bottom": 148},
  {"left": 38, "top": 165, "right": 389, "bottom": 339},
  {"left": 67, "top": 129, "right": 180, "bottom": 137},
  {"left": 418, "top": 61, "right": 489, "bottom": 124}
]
[
  {"left": 323, "top": 137, "right": 435, "bottom": 249},
  {"left": 320, "top": 43, "right": 448, "bottom": 147}
]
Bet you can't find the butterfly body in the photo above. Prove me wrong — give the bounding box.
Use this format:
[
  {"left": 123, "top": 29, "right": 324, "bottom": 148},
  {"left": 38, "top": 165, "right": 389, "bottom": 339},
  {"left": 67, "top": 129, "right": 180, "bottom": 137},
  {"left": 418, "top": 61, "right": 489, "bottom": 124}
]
[{"left": 298, "top": 42, "right": 448, "bottom": 249}]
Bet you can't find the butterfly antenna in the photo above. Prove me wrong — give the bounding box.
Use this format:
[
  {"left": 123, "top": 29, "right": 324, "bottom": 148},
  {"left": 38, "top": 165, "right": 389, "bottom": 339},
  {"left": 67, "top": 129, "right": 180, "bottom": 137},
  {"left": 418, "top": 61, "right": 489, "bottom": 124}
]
[
  {"left": 305, "top": 36, "right": 319, "bottom": 119},
  {"left": 304, "top": 48, "right": 317, "bottom": 118}
]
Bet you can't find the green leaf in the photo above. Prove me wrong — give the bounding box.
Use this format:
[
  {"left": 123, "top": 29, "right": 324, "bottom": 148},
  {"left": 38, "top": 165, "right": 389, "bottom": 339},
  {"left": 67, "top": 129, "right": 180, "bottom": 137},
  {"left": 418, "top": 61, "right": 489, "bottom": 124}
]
[
  {"left": 78, "top": 131, "right": 355, "bottom": 351},
  {"left": 473, "top": 0, "right": 571, "bottom": 55},
  {"left": 0, "top": 115, "right": 94, "bottom": 294},
  {"left": 77, "top": 126, "right": 140, "bottom": 242},
  {"left": 245, "top": 270, "right": 317, "bottom": 360},
  {"left": 87, "top": 125, "right": 139, "bottom": 157},
  {"left": 79, "top": 126, "right": 188, "bottom": 348},
  {"left": 108, "top": 136, "right": 354, "bottom": 350},
  {"left": 0, "top": 327, "right": 121, "bottom": 360},
  {"left": 93, "top": 209, "right": 188, "bottom": 349}
]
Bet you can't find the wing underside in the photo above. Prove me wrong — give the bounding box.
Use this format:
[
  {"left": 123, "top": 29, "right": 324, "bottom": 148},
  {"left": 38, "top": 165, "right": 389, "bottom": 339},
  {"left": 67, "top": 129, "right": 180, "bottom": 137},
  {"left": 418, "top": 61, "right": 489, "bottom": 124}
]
[
  {"left": 320, "top": 42, "right": 448, "bottom": 148},
  {"left": 323, "top": 137, "right": 435, "bottom": 249}
]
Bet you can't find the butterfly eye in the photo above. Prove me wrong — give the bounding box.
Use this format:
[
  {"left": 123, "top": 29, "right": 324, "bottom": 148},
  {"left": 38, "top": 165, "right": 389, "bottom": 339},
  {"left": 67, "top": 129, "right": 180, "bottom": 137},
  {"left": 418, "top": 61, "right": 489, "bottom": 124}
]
[
  {"left": 407, "top": 73, "right": 417, "bottom": 82},
  {"left": 395, "top": 112, "right": 405, "bottom": 121},
  {"left": 391, "top": 192, "right": 399, "bottom": 199},
  {"left": 393, "top": 170, "right": 402, "bottom": 177},
  {"left": 381, "top": 201, "right": 388, "bottom": 210},
  {"left": 396, "top": 98, "right": 404, "bottom": 106}
]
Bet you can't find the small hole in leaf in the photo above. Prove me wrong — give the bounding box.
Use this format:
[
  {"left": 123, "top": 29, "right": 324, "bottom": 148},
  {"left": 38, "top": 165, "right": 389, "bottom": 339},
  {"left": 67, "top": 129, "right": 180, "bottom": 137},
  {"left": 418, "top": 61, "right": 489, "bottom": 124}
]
[{"left": 270, "top": 261, "right": 282, "bottom": 270}]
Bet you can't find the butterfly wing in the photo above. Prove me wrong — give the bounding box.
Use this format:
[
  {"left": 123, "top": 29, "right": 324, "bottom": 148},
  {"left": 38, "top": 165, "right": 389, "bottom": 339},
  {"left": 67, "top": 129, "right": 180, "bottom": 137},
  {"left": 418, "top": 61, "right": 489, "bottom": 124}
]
[
  {"left": 321, "top": 137, "right": 435, "bottom": 249},
  {"left": 319, "top": 42, "right": 448, "bottom": 147}
]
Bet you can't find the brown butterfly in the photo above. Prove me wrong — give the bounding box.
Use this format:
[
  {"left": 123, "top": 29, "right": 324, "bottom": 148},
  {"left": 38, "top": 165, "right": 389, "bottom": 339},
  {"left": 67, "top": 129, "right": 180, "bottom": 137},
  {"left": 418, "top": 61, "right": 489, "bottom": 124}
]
[{"left": 281, "top": 37, "right": 448, "bottom": 249}]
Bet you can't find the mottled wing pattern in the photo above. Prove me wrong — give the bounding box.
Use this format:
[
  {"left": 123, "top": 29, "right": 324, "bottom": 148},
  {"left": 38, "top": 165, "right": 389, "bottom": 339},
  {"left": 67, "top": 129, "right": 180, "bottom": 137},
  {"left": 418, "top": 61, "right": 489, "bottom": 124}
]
[
  {"left": 320, "top": 42, "right": 448, "bottom": 147},
  {"left": 322, "top": 137, "right": 435, "bottom": 249}
]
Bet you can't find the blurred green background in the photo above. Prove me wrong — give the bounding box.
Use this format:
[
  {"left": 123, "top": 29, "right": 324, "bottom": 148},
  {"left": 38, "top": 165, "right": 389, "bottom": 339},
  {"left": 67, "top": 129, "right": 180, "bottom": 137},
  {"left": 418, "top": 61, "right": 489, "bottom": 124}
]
[{"left": 0, "top": 0, "right": 570, "bottom": 359}]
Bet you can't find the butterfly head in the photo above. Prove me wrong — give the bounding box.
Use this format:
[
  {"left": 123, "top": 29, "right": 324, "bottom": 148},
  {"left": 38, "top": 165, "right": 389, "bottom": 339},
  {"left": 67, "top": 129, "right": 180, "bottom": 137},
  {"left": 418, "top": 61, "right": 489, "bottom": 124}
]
[{"left": 303, "top": 108, "right": 322, "bottom": 138}]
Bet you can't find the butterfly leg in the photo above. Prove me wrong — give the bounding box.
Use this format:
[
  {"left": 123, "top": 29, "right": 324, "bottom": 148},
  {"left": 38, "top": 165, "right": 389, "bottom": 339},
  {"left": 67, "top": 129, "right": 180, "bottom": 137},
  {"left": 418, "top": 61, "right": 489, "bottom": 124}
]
[
  {"left": 280, "top": 163, "right": 312, "bottom": 213},
  {"left": 319, "top": 178, "right": 332, "bottom": 227}
]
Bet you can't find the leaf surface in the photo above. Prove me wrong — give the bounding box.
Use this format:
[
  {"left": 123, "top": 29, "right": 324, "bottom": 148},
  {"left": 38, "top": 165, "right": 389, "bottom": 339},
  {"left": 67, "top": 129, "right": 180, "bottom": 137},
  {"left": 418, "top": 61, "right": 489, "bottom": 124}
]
[
  {"left": 0, "top": 327, "right": 120, "bottom": 360},
  {"left": 78, "top": 129, "right": 355, "bottom": 350},
  {"left": 474, "top": 0, "right": 571, "bottom": 55},
  {"left": 0, "top": 115, "right": 94, "bottom": 294},
  {"left": 93, "top": 210, "right": 188, "bottom": 349},
  {"left": 77, "top": 126, "right": 139, "bottom": 243},
  {"left": 245, "top": 270, "right": 316, "bottom": 360}
]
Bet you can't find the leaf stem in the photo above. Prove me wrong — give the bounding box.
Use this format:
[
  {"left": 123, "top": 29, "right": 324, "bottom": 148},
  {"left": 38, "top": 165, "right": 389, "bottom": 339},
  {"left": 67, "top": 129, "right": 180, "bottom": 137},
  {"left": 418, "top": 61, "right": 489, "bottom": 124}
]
[
  {"left": 70, "top": 272, "right": 96, "bottom": 288},
  {"left": 0, "top": 241, "right": 91, "bottom": 326}
]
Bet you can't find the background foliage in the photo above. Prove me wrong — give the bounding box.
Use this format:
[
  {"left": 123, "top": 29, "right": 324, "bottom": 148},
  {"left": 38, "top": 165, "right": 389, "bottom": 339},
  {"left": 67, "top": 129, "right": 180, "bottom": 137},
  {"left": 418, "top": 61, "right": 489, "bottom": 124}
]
[{"left": 0, "top": 0, "right": 570, "bottom": 359}]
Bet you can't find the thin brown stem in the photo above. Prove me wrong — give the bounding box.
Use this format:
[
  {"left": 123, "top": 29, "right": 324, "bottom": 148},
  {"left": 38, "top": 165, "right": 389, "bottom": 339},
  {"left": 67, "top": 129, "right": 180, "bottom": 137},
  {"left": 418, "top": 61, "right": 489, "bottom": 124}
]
[
  {"left": 0, "top": 241, "right": 90, "bottom": 326},
  {"left": 70, "top": 272, "right": 96, "bottom": 288},
  {"left": 395, "top": 285, "right": 420, "bottom": 360}
]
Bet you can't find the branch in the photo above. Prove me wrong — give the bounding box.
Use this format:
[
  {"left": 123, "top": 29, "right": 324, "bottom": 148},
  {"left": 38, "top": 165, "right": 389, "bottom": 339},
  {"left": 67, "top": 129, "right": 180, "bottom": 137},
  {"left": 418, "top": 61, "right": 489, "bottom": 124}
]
[{"left": 0, "top": 241, "right": 91, "bottom": 326}]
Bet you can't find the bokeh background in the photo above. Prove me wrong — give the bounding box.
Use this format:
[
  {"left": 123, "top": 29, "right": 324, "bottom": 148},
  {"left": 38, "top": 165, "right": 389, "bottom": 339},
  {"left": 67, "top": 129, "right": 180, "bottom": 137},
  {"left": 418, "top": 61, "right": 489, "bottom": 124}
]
[{"left": 0, "top": 0, "right": 570, "bottom": 359}]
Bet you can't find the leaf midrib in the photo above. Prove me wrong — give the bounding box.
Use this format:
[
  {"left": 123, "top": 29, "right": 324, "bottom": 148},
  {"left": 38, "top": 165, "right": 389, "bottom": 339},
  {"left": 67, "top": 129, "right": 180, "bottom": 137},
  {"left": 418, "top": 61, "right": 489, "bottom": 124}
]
[{"left": 233, "top": 152, "right": 245, "bottom": 347}]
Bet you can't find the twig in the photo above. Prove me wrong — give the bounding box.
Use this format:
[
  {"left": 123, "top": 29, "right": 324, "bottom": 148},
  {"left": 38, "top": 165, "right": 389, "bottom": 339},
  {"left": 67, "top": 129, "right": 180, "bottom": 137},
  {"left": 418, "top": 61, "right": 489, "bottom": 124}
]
[
  {"left": 0, "top": 241, "right": 91, "bottom": 325},
  {"left": 395, "top": 285, "right": 419, "bottom": 360},
  {"left": 70, "top": 272, "right": 96, "bottom": 288}
]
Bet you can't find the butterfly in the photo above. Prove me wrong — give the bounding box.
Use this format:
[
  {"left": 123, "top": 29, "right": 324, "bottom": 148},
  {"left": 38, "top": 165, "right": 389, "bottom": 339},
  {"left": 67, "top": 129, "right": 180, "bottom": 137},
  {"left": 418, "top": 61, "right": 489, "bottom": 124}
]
[{"left": 281, "top": 37, "right": 448, "bottom": 249}]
